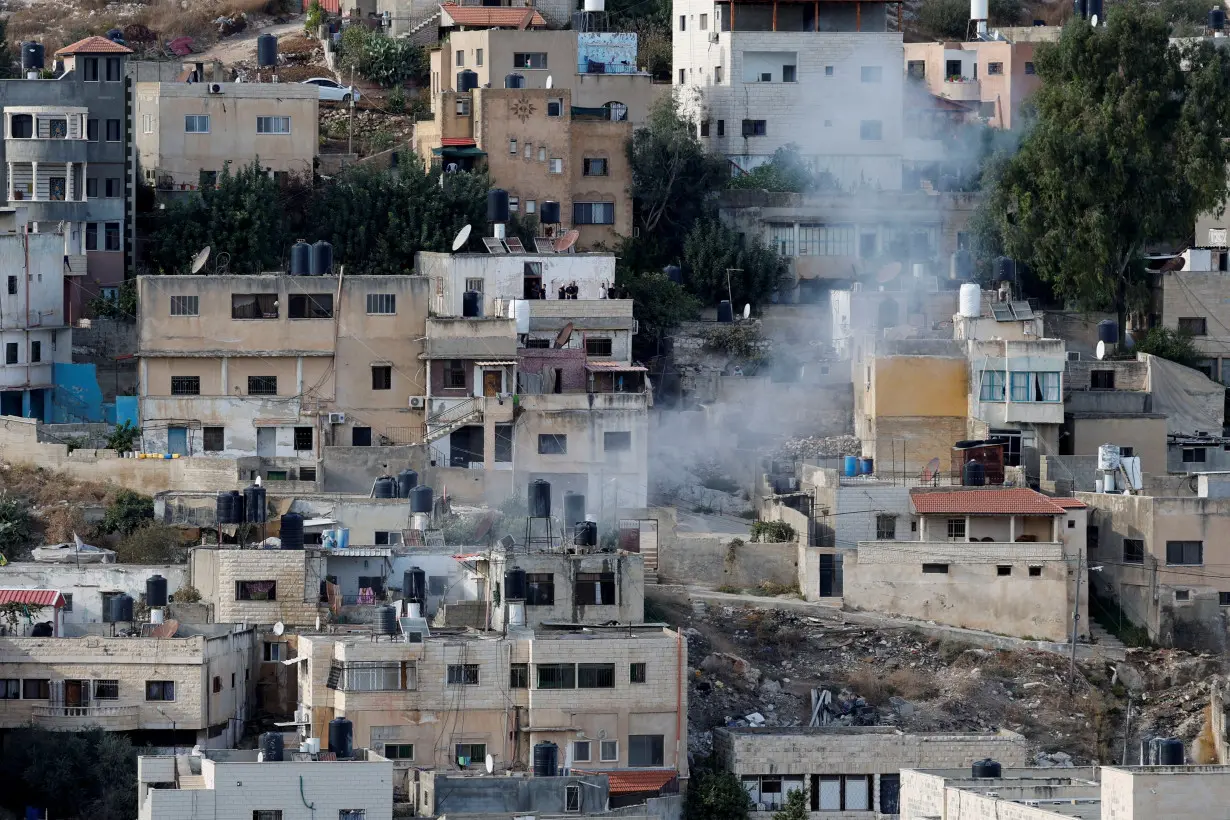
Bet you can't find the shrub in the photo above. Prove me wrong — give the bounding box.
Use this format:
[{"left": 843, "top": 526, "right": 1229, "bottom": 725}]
[
  {"left": 0, "top": 498, "right": 33, "bottom": 555},
  {"left": 106, "top": 421, "right": 140, "bottom": 454},
  {"left": 171, "top": 584, "right": 202, "bottom": 603},
  {"left": 305, "top": 0, "right": 324, "bottom": 31},
  {"left": 114, "top": 522, "right": 185, "bottom": 564},
  {"left": 386, "top": 84, "right": 407, "bottom": 114},
  {"left": 750, "top": 520, "right": 795, "bottom": 543},
  {"left": 99, "top": 490, "right": 154, "bottom": 537}
]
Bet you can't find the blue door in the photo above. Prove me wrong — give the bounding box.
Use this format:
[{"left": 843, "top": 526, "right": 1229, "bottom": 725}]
[{"left": 167, "top": 426, "right": 188, "bottom": 456}]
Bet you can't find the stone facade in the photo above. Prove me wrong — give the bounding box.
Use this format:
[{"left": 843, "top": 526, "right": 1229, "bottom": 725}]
[{"left": 191, "top": 548, "right": 325, "bottom": 627}]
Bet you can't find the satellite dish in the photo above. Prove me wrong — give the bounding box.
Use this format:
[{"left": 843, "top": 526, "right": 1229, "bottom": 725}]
[
  {"left": 485, "top": 753, "right": 494, "bottom": 774},
  {"left": 452, "top": 224, "right": 472, "bottom": 252},
  {"left": 1091, "top": 12, "right": 1098, "bottom": 25},
  {"left": 555, "top": 322, "right": 574, "bottom": 349},
  {"left": 473, "top": 510, "right": 497, "bottom": 542},
  {"left": 1096, "top": 340, "right": 1106, "bottom": 360},
  {"left": 273, "top": 621, "right": 285, "bottom": 636},
  {"left": 875, "top": 261, "right": 903, "bottom": 284},
  {"left": 315, "top": 615, "right": 321, "bottom": 631},
  {"left": 742, "top": 303, "right": 751, "bottom": 320},
  {"left": 555, "top": 229, "right": 580, "bottom": 252},
  {"left": 191, "top": 246, "right": 211, "bottom": 274},
  {"left": 546, "top": 75, "right": 554, "bottom": 89}
]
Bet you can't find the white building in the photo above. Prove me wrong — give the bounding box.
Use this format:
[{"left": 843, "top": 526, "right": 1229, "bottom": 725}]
[
  {"left": 0, "top": 562, "right": 187, "bottom": 626},
  {"left": 415, "top": 250, "right": 618, "bottom": 316},
  {"left": 672, "top": 0, "right": 905, "bottom": 187}
]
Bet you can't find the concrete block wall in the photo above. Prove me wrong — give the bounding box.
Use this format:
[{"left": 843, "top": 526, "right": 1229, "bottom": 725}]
[
  {"left": 658, "top": 532, "right": 798, "bottom": 590},
  {"left": 195, "top": 549, "right": 325, "bottom": 627}
]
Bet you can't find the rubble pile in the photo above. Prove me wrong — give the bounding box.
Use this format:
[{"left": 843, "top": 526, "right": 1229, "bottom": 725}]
[{"left": 774, "top": 434, "right": 861, "bottom": 460}]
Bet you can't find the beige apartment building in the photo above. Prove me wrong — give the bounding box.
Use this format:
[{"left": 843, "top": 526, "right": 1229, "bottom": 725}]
[
  {"left": 903, "top": 33, "right": 1048, "bottom": 129},
  {"left": 134, "top": 80, "right": 319, "bottom": 193},
  {"left": 137, "top": 273, "right": 430, "bottom": 475},
  {"left": 191, "top": 547, "right": 327, "bottom": 627}
]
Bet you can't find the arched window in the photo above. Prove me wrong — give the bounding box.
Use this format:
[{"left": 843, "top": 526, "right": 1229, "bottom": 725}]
[{"left": 604, "top": 101, "right": 628, "bottom": 122}]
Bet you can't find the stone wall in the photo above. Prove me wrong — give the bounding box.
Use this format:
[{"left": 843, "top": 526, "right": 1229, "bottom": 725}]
[
  {"left": 657, "top": 531, "right": 798, "bottom": 591},
  {"left": 191, "top": 548, "right": 325, "bottom": 627},
  {"left": 321, "top": 445, "right": 425, "bottom": 495},
  {"left": 73, "top": 317, "right": 138, "bottom": 401}
]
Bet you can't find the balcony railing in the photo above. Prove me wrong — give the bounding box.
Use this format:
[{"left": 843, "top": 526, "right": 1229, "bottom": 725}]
[{"left": 31, "top": 704, "right": 140, "bottom": 729}]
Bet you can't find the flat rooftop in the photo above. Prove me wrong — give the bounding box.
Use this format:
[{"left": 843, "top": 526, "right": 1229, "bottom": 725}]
[
  {"left": 720, "top": 726, "right": 1017, "bottom": 738},
  {"left": 916, "top": 767, "right": 1101, "bottom": 819}
]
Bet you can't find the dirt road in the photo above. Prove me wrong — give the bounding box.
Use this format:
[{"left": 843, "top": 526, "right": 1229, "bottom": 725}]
[{"left": 196, "top": 16, "right": 307, "bottom": 66}]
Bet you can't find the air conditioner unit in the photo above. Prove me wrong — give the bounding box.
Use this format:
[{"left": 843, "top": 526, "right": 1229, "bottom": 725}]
[
  {"left": 208, "top": 83, "right": 223, "bottom": 94},
  {"left": 709, "top": 32, "right": 719, "bottom": 43},
  {"left": 409, "top": 396, "right": 426, "bottom": 409},
  {"left": 327, "top": 412, "right": 346, "bottom": 424}
]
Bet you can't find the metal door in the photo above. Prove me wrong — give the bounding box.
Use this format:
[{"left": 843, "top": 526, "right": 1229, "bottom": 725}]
[
  {"left": 167, "top": 426, "right": 188, "bottom": 456},
  {"left": 257, "top": 427, "right": 276, "bottom": 457},
  {"left": 818, "top": 554, "right": 844, "bottom": 598},
  {"left": 483, "top": 370, "right": 502, "bottom": 397}
]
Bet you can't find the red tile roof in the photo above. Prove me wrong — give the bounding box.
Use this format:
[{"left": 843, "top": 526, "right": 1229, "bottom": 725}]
[
  {"left": 910, "top": 488, "right": 1066, "bottom": 516},
  {"left": 440, "top": 4, "right": 547, "bottom": 28},
  {"left": 440, "top": 137, "right": 477, "bottom": 147},
  {"left": 55, "top": 36, "right": 134, "bottom": 56},
  {"left": 575, "top": 769, "right": 678, "bottom": 795},
  {"left": 0, "top": 589, "right": 67, "bottom": 608},
  {"left": 1052, "top": 497, "right": 1087, "bottom": 509}
]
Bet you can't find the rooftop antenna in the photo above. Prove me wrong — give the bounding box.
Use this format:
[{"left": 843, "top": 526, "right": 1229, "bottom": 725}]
[
  {"left": 452, "top": 224, "right": 472, "bottom": 252},
  {"left": 190, "top": 245, "right": 211, "bottom": 274}
]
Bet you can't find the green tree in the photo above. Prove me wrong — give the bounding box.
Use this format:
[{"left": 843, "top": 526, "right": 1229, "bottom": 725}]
[
  {"left": 0, "top": 19, "right": 15, "bottom": 80},
  {"left": 916, "top": 0, "right": 1022, "bottom": 40},
  {"left": 685, "top": 769, "right": 751, "bottom": 820},
  {"left": 772, "top": 789, "right": 810, "bottom": 820},
  {"left": 305, "top": 0, "right": 325, "bottom": 32},
  {"left": 1133, "top": 327, "right": 1202, "bottom": 369},
  {"left": 976, "top": 6, "right": 1230, "bottom": 333},
  {"left": 114, "top": 521, "right": 185, "bottom": 564},
  {"left": 105, "top": 421, "right": 141, "bottom": 454},
  {"left": 683, "top": 219, "right": 787, "bottom": 309},
  {"left": 0, "top": 727, "right": 137, "bottom": 819},
  {"left": 728, "top": 144, "right": 840, "bottom": 193},
  {"left": 623, "top": 269, "right": 699, "bottom": 358},
  {"left": 0, "top": 497, "right": 32, "bottom": 554},
  {"left": 88, "top": 279, "right": 137, "bottom": 321},
  {"left": 100, "top": 489, "right": 154, "bottom": 537}
]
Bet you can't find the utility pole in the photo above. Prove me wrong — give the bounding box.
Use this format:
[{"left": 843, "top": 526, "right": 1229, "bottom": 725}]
[
  {"left": 1068, "top": 557, "right": 1083, "bottom": 694},
  {"left": 1121, "top": 695, "right": 1133, "bottom": 764},
  {"left": 724, "top": 268, "right": 741, "bottom": 307},
  {"left": 348, "top": 65, "right": 355, "bottom": 156}
]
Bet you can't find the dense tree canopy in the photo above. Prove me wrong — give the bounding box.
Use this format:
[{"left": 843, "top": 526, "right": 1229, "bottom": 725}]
[
  {"left": 684, "top": 769, "right": 752, "bottom": 820},
  {"left": 0, "top": 728, "right": 137, "bottom": 820},
  {"left": 684, "top": 219, "right": 788, "bottom": 309},
  {"left": 727, "top": 144, "right": 839, "bottom": 194}
]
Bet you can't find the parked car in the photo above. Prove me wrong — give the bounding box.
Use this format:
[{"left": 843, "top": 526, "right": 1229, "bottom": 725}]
[{"left": 301, "top": 77, "right": 360, "bottom": 103}]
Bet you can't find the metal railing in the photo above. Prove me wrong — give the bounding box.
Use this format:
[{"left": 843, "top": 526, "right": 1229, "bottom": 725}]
[
  {"left": 426, "top": 397, "right": 481, "bottom": 426},
  {"left": 32, "top": 704, "right": 139, "bottom": 718}
]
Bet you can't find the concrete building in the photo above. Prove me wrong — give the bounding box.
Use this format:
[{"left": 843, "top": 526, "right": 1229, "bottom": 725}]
[
  {"left": 413, "top": 85, "right": 633, "bottom": 248},
  {"left": 1061, "top": 357, "right": 1167, "bottom": 479},
  {"left": 134, "top": 79, "right": 319, "bottom": 195},
  {"left": 380, "top": 0, "right": 574, "bottom": 40},
  {"left": 137, "top": 748, "right": 394, "bottom": 820},
  {"left": 296, "top": 623, "right": 688, "bottom": 788},
  {"left": 484, "top": 549, "right": 646, "bottom": 629},
  {"left": 713, "top": 725, "right": 1028, "bottom": 816},
  {"left": 903, "top": 34, "right": 1047, "bottom": 130},
  {"left": 191, "top": 547, "right": 327, "bottom": 627},
  {"left": 136, "top": 273, "right": 431, "bottom": 476},
  {"left": 417, "top": 249, "right": 617, "bottom": 313},
  {"left": 1156, "top": 247, "right": 1230, "bottom": 383},
  {"left": 0, "top": 623, "right": 255, "bottom": 747},
  {"left": 847, "top": 488, "right": 1088, "bottom": 641},
  {"left": 0, "top": 36, "right": 136, "bottom": 318},
  {"left": 0, "top": 561, "right": 187, "bottom": 627},
  {"left": 0, "top": 225, "right": 73, "bottom": 419},
  {"left": 674, "top": 0, "right": 905, "bottom": 186}
]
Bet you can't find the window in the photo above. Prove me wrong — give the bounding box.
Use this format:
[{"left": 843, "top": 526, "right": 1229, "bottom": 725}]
[
  {"left": 372, "top": 366, "right": 392, "bottom": 390},
  {"left": 5, "top": 343, "right": 16, "bottom": 365},
  {"left": 586, "top": 337, "right": 613, "bottom": 357},
  {"left": 367, "top": 293, "right": 396, "bottom": 314},
  {"left": 1121, "top": 539, "right": 1145, "bottom": 566},
  {"left": 85, "top": 223, "right": 98, "bottom": 251},
  {"left": 578, "top": 663, "right": 615, "bottom": 688},
  {"left": 509, "top": 138, "right": 518, "bottom": 154},
  {"left": 861, "top": 65, "right": 883, "bottom": 82},
  {"left": 1120, "top": 447, "right": 1134, "bottom": 457},
  {"left": 22, "top": 679, "right": 49, "bottom": 699},
  {"left": 495, "top": 424, "right": 513, "bottom": 463},
  {"left": 1183, "top": 447, "right": 1207, "bottom": 464},
  {"left": 514, "top": 52, "right": 548, "bottom": 69},
  {"left": 203, "top": 427, "right": 225, "bottom": 452},
  {"left": 384, "top": 743, "right": 414, "bottom": 760},
  {"left": 287, "top": 293, "right": 333, "bottom": 318},
  {"left": 946, "top": 518, "right": 965, "bottom": 540},
  {"left": 565, "top": 784, "right": 581, "bottom": 812},
  {"left": 979, "top": 370, "right": 1006, "bottom": 401},
  {"left": 0, "top": 680, "right": 18, "bottom": 699},
  {"left": 604, "top": 431, "right": 632, "bottom": 452},
  {"left": 548, "top": 158, "right": 563, "bottom": 174},
  {"left": 213, "top": 675, "right": 222, "bottom": 693},
  {"left": 575, "top": 571, "right": 615, "bottom": 605},
  {"left": 875, "top": 514, "right": 896, "bottom": 540},
  {"left": 537, "top": 663, "right": 576, "bottom": 689},
  {"left": 254, "top": 812, "right": 282, "bottom": 820},
  {"left": 106, "top": 119, "right": 120, "bottom": 141},
  {"left": 907, "top": 59, "right": 926, "bottom": 79},
  {"left": 1176, "top": 589, "right": 1191, "bottom": 602},
  {"left": 818, "top": 775, "right": 872, "bottom": 811},
  {"left": 700, "top": 12, "right": 709, "bottom": 27},
  {"left": 1010, "top": 371, "right": 1061, "bottom": 402},
  {"left": 679, "top": 14, "right": 686, "bottom": 29},
  {"left": 455, "top": 744, "right": 486, "bottom": 766},
  {"left": 374, "top": 531, "right": 403, "bottom": 546},
  {"left": 573, "top": 202, "right": 615, "bottom": 224},
  {"left": 61, "top": 594, "right": 73, "bottom": 612},
  {"left": 628, "top": 735, "right": 664, "bottom": 767},
  {"left": 263, "top": 641, "right": 285, "bottom": 662},
  {"left": 547, "top": 98, "right": 563, "bottom": 117},
  {"left": 1090, "top": 370, "right": 1115, "bottom": 389},
  {"left": 539, "top": 434, "right": 567, "bottom": 454},
  {"left": 447, "top": 664, "right": 480, "bottom": 685},
  {"left": 987, "top": 61, "right": 1004, "bottom": 75},
  {"left": 630, "top": 662, "right": 647, "bottom": 683},
  {"left": 717, "top": 119, "right": 725, "bottom": 137},
  {"left": 715, "top": 65, "right": 724, "bottom": 83},
  {"left": 464, "top": 278, "right": 485, "bottom": 296},
  {"left": 236, "top": 580, "right": 277, "bottom": 601},
  {"left": 1179, "top": 317, "right": 1207, "bottom": 335},
  {"left": 455, "top": 49, "right": 464, "bottom": 66},
  {"left": 825, "top": 65, "right": 834, "bottom": 76},
  {"left": 525, "top": 572, "right": 555, "bottom": 605},
  {"left": 83, "top": 57, "right": 99, "bottom": 81},
  {"left": 476, "top": 48, "right": 483, "bottom": 66},
  {"left": 526, "top": 199, "right": 537, "bottom": 214},
  {"left": 700, "top": 120, "right": 710, "bottom": 137},
  {"left": 146, "top": 681, "right": 175, "bottom": 701},
  {"left": 1220, "top": 592, "right": 1230, "bottom": 606},
  {"left": 171, "top": 376, "right": 201, "bottom": 396},
  {"left": 600, "top": 739, "right": 619, "bottom": 761},
  {"left": 85, "top": 177, "right": 98, "bottom": 198},
  {"left": 105, "top": 222, "right": 120, "bottom": 251},
  {"left": 30, "top": 341, "right": 40, "bottom": 363},
  {"left": 5, "top": 275, "right": 15, "bottom": 296},
  {"left": 741, "top": 119, "right": 767, "bottom": 137},
  {"left": 573, "top": 740, "right": 591, "bottom": 762},
  {"left": 1025, "top": 61, "right": 1036, "bottom": 74},
  {"left": 106, "top": 57, "right": 121, "bottom": 81},
  {"left": 524, "top": 142, "right": 533, "bottom": 159},
  {"left": 141, "top": 113, "right": 153, "bottom": 134},
  {"left": 1028, "top": 566, "right": 1042, "bottom": 577},
  {"left": 997, "top": 565, "right": 1012, "bottom": 576},
  {"left": 257, "top": 116, "right": 291, "bottom": 134},
  {"left": 94, "top": 680, "right": 119, "bottom": 699},
  {"left": 165, "top": 295, "right": 199, "bottom": 319},
  {"left": 1166, "top": 540, "right": 1203, "bottom": 565},
  {"left": 248, "top": 376, "right": 278, "bottom": 396},
  {"left": 185, "top": 114, "right": 210, "bottom": 133},
  {"left": 860, "top": 120, "right": 883, "bottom": 140},
  {"left": 445, "top": 359, "right": 466, "bottom": 389},
  {"left": 87, "top": 118, "right": 98, "bottom": 141},
  {"left": 293, "top": 426, "right": 313, "bottom": 452},
  {"left": 341, "top": 661, "right": 413, "bottom": 691},
  {"left": 510, "top": 663, "right": 529, "bottom": 688},
  {"left": 583, "top": 158, "right": 609, "bottom": 176},
  {"left": 922, "top": 563, "right": 949, "bottom": 574},
  {"left": 428, "top": 575, "right": 447, "bottom": 595},
  {"left": 455, "top": 98, "right": 471, "bottom": 116}
]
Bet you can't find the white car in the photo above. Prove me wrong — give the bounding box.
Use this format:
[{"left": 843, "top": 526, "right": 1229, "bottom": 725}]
[{"left": 302, "top": 77, "right": 360, "bottom": 103}]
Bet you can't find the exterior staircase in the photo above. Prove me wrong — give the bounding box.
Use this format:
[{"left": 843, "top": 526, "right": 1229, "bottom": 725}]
[
  {"left": 422, "top": 397, "right": 483, "bottom": 444},
  {"left": 1089, "top": 622, "right": 1126, "bottom": 651},
  {"left": 405, "top": 11, "right": 442, "bottom": 45}
]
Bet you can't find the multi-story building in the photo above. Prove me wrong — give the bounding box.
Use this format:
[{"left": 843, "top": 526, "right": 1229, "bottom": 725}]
[
  {"left": 0, "top": 223, "right": 73, "bottom": 419},
  {"left": 380, "top": 0, "right": 574, "bottom": 40},
  {"left": 0, "top": 37, "right": 135, "bottom": 319},
  {"left": 136, "top": 273, "right": 431, "bottom": 476},
  {"left": 1156, "top": 246, "right": 1230, "bottom": 382},
  {"left": 134, "top": 79, "right": 319, "bottom": 196},
  {"left": 0, "top": 622, "right": 255, "bottom": 747},
  {"left": 673, "top": 0, "right": 905, "bottom": 186}
]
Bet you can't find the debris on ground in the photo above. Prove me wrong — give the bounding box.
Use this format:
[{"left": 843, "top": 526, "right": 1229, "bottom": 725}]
[{"left": 774, "top": 434, "right": 862, "bottom": 460}]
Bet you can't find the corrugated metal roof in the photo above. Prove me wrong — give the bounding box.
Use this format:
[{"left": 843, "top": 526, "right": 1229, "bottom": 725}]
[{"left": 0, "top": 589, "right": 66, "bottom": 607}]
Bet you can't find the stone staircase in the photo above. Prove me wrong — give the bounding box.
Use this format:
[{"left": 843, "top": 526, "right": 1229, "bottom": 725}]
[{"left": 1089, "top": 622, "right": 1126, "bottom": 651}]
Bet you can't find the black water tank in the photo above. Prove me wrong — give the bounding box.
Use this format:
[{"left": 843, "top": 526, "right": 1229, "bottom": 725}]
[
  {"left": 244, "top": 485, "right": 267, "bottom": 523},
  {"left": 505, "top": 567, "right": 527, "bottom": 601},
  {"left": 950, "top": 249, "right": 973, "bottom": 280},
  {"left": 280, "top": 513, "right": 304, "bottom": 550},
  {"left": 457, "top": 69, "right": 478, "bottom": 92},
  {"left": 664, "top": 264, "right": 682, "bottom": 284},
  {"left": 146, "top": 574, "right": 168, "bottom": 607},
  {"left": 230, "top": 490, "right": 245, "bottom": 524},
  {"left": 106, "top": 28, "right": 125, "bottom": 43},
  {"left": 504, "top": 72, "right": 524, "bottom": 88},
  {"left": 261, "top": 731, "right": 285, "bottom": 762},
  {"left": 1157, "top": 737, "right": 1185, "bottom": 765},
  {"left": 1212, "top": 6, "right": 1226, "bottom": 29},
  {"left": 289, "top": 240, "right": 311, "bottom": 275},
  {"left": 404, "top": 567, "right": 426, "bottom": 602},
  {"left": 540, "top": 200, "right": 561, "bottom": 224},
  {"left": 376, "top": 604, "right": 398, "bottom": 634},
  {"left": 328, "top": 717, "right": 354, "bottom": 758},
  {"left": 1097, "top": 319, "right": 1118, "bottom": 345},
  {"left": 110, "top": 593, "right": 134, "bottom": 622},
  {"left": 574, "top": 520, "right": 597, "bottom": 548},
  {"left": 410, "top": 485, "right": 433, "bottom": 514},
  {"left": 533, "top": 741, "right": 558, "bottom": 777},
  {"left": 311, "top": 240, "right": 333, "bottom": 276},
  {"left": 397, "top": 468, "right": 418, "bottom": 499},
  {"left": 216, "top": 491, "right": 234, "bottom": 525},
  {"left": 953, "top": 439, "right": 980, "bottom": 449},
  {"left": 21, "top": 42, "right": 43, "bottom": 71},
  {"left": 463, "top": 290, "right": 483, "bottom": 317},
  {"left": 964, "top": 460, "right": 986, "bottom": 487},
  {"left": 374, "top": 476, "right": 397, "bottom": 499},
  {"left": 1088, "top": 0, "right": 1103, "bottom": 19},
  {"left": 995, "top": 256, "right": 1015, "bottom": 282},
  {"left": 971, "top": 758, "right": 1002, "bottom": 778},
  {"left": 488, "top": 188, "right": 510, "bottom": 223},
  {"left": 717, "top": 300, "right": 734, "bottom": 323},
  {"left": 528, "top": 479, "right": 551, "bottom": 518},
  {"left": 563, "top": 491, "right": 586, "bottom": 529},
  {"left": 1074, "top": 0, "right": 1087, "bottom": 18},
  {"left": 257, "top": 33, "right": 278, "bottom": 67}
]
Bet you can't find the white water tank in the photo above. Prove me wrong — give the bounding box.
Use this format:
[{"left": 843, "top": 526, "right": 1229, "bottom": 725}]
[
  {"left": 970, "top": 0, "right": 989, "bottom": 19},
  {"left": 508, "top": 601, "right": 526, "bottom": 627},
  {"left": 511, "top": 299, "right": 530, "bottom": 335},
  {"left": 584, "top": 0, "right": 605, "bottom": 10},
  {"left": 959, "top": 283, "right": 981, "bottom": 317},
  {"left": 913, "top": 263, "right": 926, "bottom": 278},
  {"left": 1098, "top": 443, "right": 1121, "bottom": 471}
]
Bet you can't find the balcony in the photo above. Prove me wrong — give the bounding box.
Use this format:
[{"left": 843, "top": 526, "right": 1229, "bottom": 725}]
[
  {"left": 5, "top": 109, "right": 90, "bottom": 164},
  {"left": 31, "top": 704, "right": 140, "bottom": 731},
  {"left": 941, "top": 77, "right": 982, "bottom": 102}
]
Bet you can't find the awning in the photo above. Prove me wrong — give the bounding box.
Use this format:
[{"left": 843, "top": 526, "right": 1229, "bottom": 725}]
[
  {"left": 0, "top": 589, "right": 66, "bottom": 608},
  {"left": 432, "top": 146, "right": 487, "bottom": 157},
  {"left": 475, "top": 360, "right": 515, "bottom": 366},
  {"left": 303, "top": 518, "right": 339, "bottom": 528},
  {"left": 586, "top": 362, "right": 647, "bottom": 372},
  {"left": 441, "top": 137, "right": 476, "bottom": 147},
  {"left": 281, "top": 656, "right": 309, "bottom": 666}
]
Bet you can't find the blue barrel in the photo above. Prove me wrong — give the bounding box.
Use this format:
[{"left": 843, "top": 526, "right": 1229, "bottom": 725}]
[
  {"left": 843, "top": 456, "right": 859, "bottom": 477},
  {"left": 858, "top": 457, "right": 874, "bottom": 475}
]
